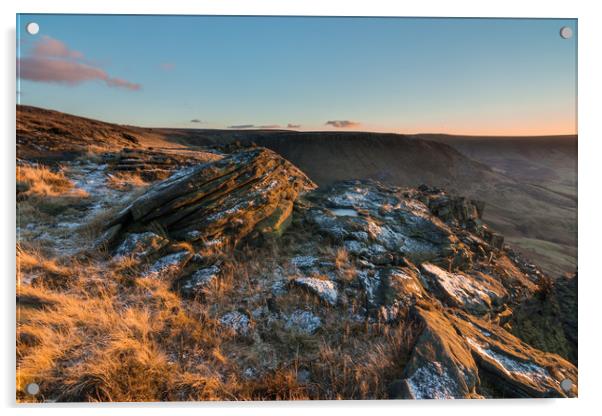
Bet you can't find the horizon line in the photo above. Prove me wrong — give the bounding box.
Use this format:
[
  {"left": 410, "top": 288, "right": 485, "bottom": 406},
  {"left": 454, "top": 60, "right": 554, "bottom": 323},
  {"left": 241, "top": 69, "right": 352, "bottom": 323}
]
[{"left": 16, "top": 104, "right": 578, "bottom": 139}]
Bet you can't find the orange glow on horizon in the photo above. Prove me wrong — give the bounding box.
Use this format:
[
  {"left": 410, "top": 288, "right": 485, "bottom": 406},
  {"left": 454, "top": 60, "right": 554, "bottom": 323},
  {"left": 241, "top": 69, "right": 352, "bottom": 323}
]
[{"left": 357, "top": 118, "right": 577, "bottom": 137}]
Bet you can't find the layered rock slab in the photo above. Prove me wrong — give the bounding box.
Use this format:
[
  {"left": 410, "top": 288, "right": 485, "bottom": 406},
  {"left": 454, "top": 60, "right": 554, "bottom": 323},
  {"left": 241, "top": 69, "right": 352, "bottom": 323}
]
[
  {"left": 449, "top": 311, "right": 577, "bottom": 398},
  {"left": 420, "top": 262, "right": 508, "bottom": 314},
  {"left": 391, "top": 306, "right": 577, "bottom": 399},
  {"left": 106, "top": 147, "right": 316, "bottom": 253},
  {"left": 390, "top": 307, "right": 480, "bottom": 399}
]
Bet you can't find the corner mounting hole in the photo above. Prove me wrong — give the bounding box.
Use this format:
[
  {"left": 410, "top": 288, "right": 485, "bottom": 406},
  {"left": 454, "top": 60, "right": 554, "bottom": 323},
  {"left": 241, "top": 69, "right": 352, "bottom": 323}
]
[
  {"left": 560, "top": 26, "right": 573, "bottom": 39},
  {"left": 26, "top": 382, "right": 40, "bottom": 395},
  {"left": 560, "top": 379, "right": 573, "bottom": 391},
  {"left": 26, "top": 22, "right": 39, "bottom": 35}
]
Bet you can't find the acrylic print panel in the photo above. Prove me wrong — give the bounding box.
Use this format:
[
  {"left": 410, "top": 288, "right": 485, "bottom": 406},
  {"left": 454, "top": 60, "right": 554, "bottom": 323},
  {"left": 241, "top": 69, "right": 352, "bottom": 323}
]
[{"left": 16, "top": 14, "right": 577, "bottom": 402}]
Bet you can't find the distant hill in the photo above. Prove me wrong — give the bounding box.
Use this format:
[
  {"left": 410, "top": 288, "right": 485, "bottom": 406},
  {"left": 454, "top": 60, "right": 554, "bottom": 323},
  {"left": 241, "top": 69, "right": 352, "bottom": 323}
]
[
  {"left": 160, "top": 129, "right": 497, "bottom": 188},
  {"left": 16, "top": 105, "right": 182, "bottom": 160}
]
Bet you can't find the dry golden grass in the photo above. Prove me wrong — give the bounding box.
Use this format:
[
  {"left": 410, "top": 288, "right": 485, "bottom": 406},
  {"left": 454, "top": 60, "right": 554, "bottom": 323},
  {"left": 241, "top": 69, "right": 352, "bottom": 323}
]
[
  {"left": 106, "top": 172, "right": 148, "bottom": 191},
  {"left": 17, "top": 212, "right": 416, "bottom": 402},
  {"left": 310, "top": 326, "right": 411, "bottom": 399},
  {"left": 16, "top": 255, "right": 232, "bottom": 402},
  {"left": 333, "top": 247, "right": 357, "bottom": 283},
  {"left": 17, "top": 164, "right": 91, "bottom": 230},
  {"left": 17, "top": 164, "right": 88, "bottom": 198}
]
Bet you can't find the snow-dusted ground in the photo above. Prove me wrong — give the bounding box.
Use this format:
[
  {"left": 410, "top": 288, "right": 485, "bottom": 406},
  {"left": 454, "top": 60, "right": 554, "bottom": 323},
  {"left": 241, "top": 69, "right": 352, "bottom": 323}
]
[{"left": 17, "top": 160, "right": 142, "bottom": 259}]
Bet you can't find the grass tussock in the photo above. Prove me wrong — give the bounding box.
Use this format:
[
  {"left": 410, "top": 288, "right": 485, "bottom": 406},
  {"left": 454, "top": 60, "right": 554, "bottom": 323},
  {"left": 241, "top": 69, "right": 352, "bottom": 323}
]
[
  {"left": 310, "top": 325, "right": 412, "bottom": 399},
  {"left": 17, "top": 164, "right": 87, "bottom": 199},
  {"left": 333, "top": 247, "right": 357, "bottom": 283},
  {"left": 17, "top": 164, "right": 90, "bottom": 227},
  {"left": 17, "top": 245, "right": 74, "bottom": 289},
  {"left": 106, "top": 172, "right": 148, "bottom": 191}
]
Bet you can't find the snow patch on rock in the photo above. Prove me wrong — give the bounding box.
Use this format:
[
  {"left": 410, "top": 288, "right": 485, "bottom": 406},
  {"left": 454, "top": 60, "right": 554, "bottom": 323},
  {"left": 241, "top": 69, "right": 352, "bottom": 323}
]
[
  {"left": 285, "top": 310, "right": 322, "bottom": 334},
  {"left": 406, "top": 361, "right": 460, "bottom": 399},
  {"left": 421, "top": 263, "right": 493, "bottom": 314},
  {"left": 144, "top": 251, "right": 190, "bottom": 278},
  {"left": 291, "top": 256, "right": 318, "bottom": 269},
  {"left": 467, "top": 338, "right": 555, "bottom": 386},
  {"left": 292, "top": 277, "right": 338, "bottom": 305},
  {"left": 180, "top": 265, "right": 220, "bottom": 295},
  {"left": 220, "top": 311, "right": 250, "bottom": 335}
]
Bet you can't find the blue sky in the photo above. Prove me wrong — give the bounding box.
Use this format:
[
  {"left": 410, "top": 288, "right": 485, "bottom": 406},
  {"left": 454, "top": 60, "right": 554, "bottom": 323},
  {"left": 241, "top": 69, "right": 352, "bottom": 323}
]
[{"left": 17, "top": 15, "right": 577, "bottom": 135}]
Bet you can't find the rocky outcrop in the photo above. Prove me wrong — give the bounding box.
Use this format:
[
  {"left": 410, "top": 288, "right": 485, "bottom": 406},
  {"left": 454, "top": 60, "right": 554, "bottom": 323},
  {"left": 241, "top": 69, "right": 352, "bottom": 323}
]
[
  {"left": 419, "top": 185, "right": 484, "bottom": 230},
  {"left": 304, "top": 180, "right": 473, "bottom": 268},
  {"left": 91, "top": 150, "right": 575, "bottom": 400},
  {"left": 105, "top": 148, "right": 316, "bottom": 255},
  {"left": 418, "top": 185, "right": 504, "bottom": 250}
]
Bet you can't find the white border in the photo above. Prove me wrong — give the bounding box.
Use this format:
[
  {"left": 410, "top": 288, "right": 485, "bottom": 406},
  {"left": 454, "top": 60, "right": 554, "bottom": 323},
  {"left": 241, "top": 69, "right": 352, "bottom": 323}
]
[{"left": 3, "top": 1, "right": 601, "bottom": 415}]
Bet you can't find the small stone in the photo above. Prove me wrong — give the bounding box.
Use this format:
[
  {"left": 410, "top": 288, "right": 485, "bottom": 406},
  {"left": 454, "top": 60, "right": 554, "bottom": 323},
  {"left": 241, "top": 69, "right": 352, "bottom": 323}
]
[
  {"left": 243, "top": 367, "right": 259, "bottom": 380},
  {"left": 291, "top": 256, "right": 318, "bottom": 269},
  {"left": 220, "top": 311, "right": 250, "bottom": 336},
  {"left": 180, "top": 265, "right": 220, "bottom": 296},
  {"left": 252, "top": 306, "right": 267, "bottom": 319},
  {"left": 115, "top": 231, "right": 168, "bottom": 260},
  {"left": 271, "top": 280, "right": 288, "bottom": 296},
  {"left": 296, "top": 369, "right": 311, "bottom": 384},
  {"left": 143, "top": 251, "right": 190, "bottom": 279},
  {"left": 285, "top": 310, "right": 322, "bottom": 334},
  {"left": 292, "top": 277, "right": 338, "bottom": 306}
]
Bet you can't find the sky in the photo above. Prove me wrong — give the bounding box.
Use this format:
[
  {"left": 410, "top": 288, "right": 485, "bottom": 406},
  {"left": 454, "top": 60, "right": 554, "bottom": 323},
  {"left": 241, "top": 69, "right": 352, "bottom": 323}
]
[{"left": 16, "top": 15, "right": 577, "bottom": 135}]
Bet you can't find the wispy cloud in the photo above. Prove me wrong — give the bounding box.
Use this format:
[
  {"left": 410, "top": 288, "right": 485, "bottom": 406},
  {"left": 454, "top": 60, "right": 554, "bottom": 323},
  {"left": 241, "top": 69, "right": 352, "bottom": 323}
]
[
  {"left": 287, "top": 123, "right": 301, "bottom": 128},
  {"left": 190, "top": 119, "right": 203, "bottom": 123},
  {"left": 228, "top": 123, "right": 282, "bottom": 129},
  {"left": 228, "top": 124, "right": 255, "bottom": 129},
  {"left": 325, "top": 120, "right": 360, "bottom": 128},
  {"left": 18, "top": 36, "right": 140, "bottom": 91},
  {"left": 105, "top": 77, "right": 141, "bottom": 90},
  {"left": 160, "top": 62, "right": 175, "bottom": 71}
]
